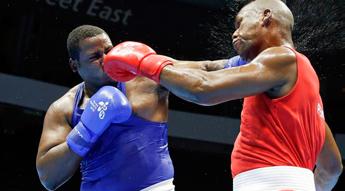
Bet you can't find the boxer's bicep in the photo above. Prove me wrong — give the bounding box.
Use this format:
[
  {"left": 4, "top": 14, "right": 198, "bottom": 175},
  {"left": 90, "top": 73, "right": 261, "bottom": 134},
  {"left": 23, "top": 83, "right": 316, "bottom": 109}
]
[
  {"left": 195, "top": 62, "right": 281, "bottom": 104},
  {"left": 37, "top": 102, "right": 72, "bottom": 159},
  {"left": 160, "top": 61, "right": 280, "bottom": 105},
  {"left": 36, "top": 102, "right": 81, "bottom": 190},
  {"left": 193, "top": 47, "right": 295, "bottom": 105}
]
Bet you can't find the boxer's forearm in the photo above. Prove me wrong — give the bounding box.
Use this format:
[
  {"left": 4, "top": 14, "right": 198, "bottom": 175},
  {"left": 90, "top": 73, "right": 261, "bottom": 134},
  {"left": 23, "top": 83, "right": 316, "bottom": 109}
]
[
  {"left": 36, "top": 142, "right": 81, "bottom": 190},
  {"left": 160, "top": 60, "right": 252, "bottom": 105},
  {"left": 173, "top": 59, "right": 228, "bottom": 71},
  {"left": 314, "top": 122, "right": 343, "bottom": 191},
  {"left": 314, "top": 166, "right": 341, "bottom": 191},
  {"left": 160, "top": 65, "right": 214, "bottom": 105}
]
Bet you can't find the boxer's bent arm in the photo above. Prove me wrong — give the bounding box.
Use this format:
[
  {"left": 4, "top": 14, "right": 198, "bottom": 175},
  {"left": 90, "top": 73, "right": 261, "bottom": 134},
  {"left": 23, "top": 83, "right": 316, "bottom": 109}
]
[
  {"left": 173, "top": 59, "right": 228, "bottom": 71},
  {"left": 314, "top": 122, "right": 343, "bottom": 191},
  {"left": 160, "top": 47, "right": 294, "bottom": 105},
  {"left": 36, "top": 102, "right": 81, "bottom": 190}
]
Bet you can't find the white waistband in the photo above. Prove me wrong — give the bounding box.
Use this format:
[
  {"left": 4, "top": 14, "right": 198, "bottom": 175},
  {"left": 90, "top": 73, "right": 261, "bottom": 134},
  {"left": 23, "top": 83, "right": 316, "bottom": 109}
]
[
  {"left": 233, "top": 166, "right": 315, "bottom": 191},
  {"left": 140, "top": 179, "right": 175, "bottom": 191}
]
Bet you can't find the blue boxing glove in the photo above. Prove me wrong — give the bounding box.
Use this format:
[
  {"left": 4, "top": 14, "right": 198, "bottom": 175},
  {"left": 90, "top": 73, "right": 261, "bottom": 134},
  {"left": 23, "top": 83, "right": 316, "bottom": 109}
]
[
  {"left": 224, "top": 55, "right": 247, "bottom": 69},
  {"left": 66, "top": 86, "right": 131, "bottom": 157}
]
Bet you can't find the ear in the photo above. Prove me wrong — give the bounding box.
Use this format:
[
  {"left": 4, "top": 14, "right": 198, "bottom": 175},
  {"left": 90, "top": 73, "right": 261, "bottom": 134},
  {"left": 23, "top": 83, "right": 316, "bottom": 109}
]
[
  {"left": 262, "top": 9, "right": 272, "bottom": 27},
  {"left": 69, "top": 58, "right": 79, "bottom": 73}
]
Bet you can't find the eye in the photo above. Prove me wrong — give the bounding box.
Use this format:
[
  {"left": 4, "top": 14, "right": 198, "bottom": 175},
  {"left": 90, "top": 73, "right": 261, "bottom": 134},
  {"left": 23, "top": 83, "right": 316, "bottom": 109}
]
[
  {"left": 235, "top": 20, "right": 241, "bottom": 29},
  {"left": 235, "top": 17, "right": 243, "bottom": 29},
  {"left": 89, "top": 52, "right": 103, "bottom": 60},
  {"left": 105, "top": 46, "right": 113, "bottom": 54}
]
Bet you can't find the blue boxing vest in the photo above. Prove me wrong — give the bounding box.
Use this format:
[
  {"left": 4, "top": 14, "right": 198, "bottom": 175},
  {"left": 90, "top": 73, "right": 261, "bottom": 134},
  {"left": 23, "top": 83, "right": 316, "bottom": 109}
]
[
  {"left": 224, "top": 55, "right": 247, "bottom": 69},
  {"left": 71, "top": 82, "right": 174, "bottom": 191}
]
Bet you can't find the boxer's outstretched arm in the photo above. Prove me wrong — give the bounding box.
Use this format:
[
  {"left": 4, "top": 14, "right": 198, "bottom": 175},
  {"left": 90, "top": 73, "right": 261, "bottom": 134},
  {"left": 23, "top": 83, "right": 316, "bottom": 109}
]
[
  {"left": 36, "top": 101, "right": 81, "bottom": 190},
  {"left": 103, "top": 41, "right": 244, "bottom": 83},
  {"left": 314, "top": 122, "right": 343, "bottom": 191},
  {"left": 160, "top": 47, "right": 295, "bottom": 105}
]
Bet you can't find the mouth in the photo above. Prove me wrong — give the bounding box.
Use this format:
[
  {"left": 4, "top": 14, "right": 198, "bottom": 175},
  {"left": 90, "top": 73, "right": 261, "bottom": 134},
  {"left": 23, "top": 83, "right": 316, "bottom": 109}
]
[
  {"left": 232, "top": 38, "right": 242, "bottom": 47},
  {"left": 232, "top": 39, "right": 241, "bottom": 50}
]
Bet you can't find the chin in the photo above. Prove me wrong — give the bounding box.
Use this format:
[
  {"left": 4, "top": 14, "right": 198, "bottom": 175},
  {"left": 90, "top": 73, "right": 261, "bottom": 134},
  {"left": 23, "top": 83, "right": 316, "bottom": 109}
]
[
  {"left": 239, "top": 53, "right": 248, "bottom": 60},
  {"left": 100, "top": 74, "right": 114, "bottom": 82},
  {"left": 102, "top": 79, "right": 116, "bottom": 86},
  {"left": 238, "top": 47, "right": 251, "bottom": 60},
  {"left": 235, "top": 50, "right": 245, "bottom": 59},
  {"left": 235, "top": 46, "right": 246, "bottom": 58}
]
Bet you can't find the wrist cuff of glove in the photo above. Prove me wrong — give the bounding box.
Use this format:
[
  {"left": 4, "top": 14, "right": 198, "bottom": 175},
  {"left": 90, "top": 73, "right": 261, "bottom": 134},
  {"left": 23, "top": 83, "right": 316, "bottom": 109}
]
[
  {"left": 66, "top": 122, "right": 98, "bottom": 157},
  {"left": 140, "top": 54, "right": 173, "bottom": 83}
]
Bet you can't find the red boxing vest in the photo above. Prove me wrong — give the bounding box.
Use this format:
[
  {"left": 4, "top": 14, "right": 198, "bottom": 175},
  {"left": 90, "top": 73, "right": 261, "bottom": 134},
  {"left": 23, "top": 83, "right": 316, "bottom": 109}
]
[{"left": 231, "top": 48, "right": 326, "bottom": 177}]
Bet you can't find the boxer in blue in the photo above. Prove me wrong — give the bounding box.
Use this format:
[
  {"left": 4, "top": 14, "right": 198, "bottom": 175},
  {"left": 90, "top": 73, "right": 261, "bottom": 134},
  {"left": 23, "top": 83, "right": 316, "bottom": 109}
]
[{"left": 35, "top": 25, "right": 246, "bottom": 191}]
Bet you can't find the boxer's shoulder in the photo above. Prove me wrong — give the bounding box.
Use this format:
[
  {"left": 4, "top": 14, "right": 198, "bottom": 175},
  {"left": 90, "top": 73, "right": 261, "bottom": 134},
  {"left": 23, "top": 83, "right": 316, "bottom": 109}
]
[
  {"left": 46, "top": 86, "right": 78, "bottom": 124},
  {"left": 125, "top": 76, "right": 166, "bottom": 97},
  {"left": 258, "top": 46, "right": 296, "bottom": 66},
  {"left": 124, "top": 77, "right": 168, "bottom": 121}
]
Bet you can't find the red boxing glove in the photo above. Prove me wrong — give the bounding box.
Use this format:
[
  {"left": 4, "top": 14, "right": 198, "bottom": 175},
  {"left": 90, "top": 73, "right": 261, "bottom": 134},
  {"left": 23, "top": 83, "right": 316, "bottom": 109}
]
[
  {"left": 104, "top": 61, "right": 137, "bottom": 82},
  {"left": 103, "top": 41, "right": 173, "bottom": 83}
]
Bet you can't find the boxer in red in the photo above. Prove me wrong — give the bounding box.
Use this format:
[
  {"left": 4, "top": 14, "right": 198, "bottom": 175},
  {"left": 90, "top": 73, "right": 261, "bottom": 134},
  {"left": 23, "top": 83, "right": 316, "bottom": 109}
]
[{"left": 103, "top": 0, "right": 343, "bottom": 190}]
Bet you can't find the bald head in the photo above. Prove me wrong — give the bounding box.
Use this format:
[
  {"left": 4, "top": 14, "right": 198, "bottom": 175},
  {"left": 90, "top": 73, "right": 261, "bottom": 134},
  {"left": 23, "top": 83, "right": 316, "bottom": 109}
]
[
  {"left": 232, "top": 0, "right": 294, "bottom": 60},
  {"left": 241, "top": 0, "right": 294, "bottom": 32}
]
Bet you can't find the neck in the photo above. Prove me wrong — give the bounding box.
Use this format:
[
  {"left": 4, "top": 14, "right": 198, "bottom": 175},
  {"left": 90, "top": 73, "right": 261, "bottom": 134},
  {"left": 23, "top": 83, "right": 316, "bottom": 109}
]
[
  {"left": 247, "top": 34, "right": 294, "bottom": 61},
  {"left": 84, "top": 82, "right": 99, "bottom": 98},
  {"left": 83, "top": 81, "right": 118, "bottom": 97}
]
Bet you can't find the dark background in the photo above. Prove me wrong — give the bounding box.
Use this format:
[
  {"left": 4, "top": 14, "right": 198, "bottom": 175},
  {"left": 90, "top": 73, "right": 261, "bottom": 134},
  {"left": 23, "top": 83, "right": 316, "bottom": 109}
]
[{"left": 1, "top": 0, "right": 344, "bottom": 190}]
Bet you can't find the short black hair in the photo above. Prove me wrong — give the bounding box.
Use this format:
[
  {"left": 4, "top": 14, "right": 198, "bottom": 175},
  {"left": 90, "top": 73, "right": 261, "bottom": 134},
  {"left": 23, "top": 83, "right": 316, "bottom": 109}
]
[{"left": 67, "top": 25, "right": 106, "bottom": 60}]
